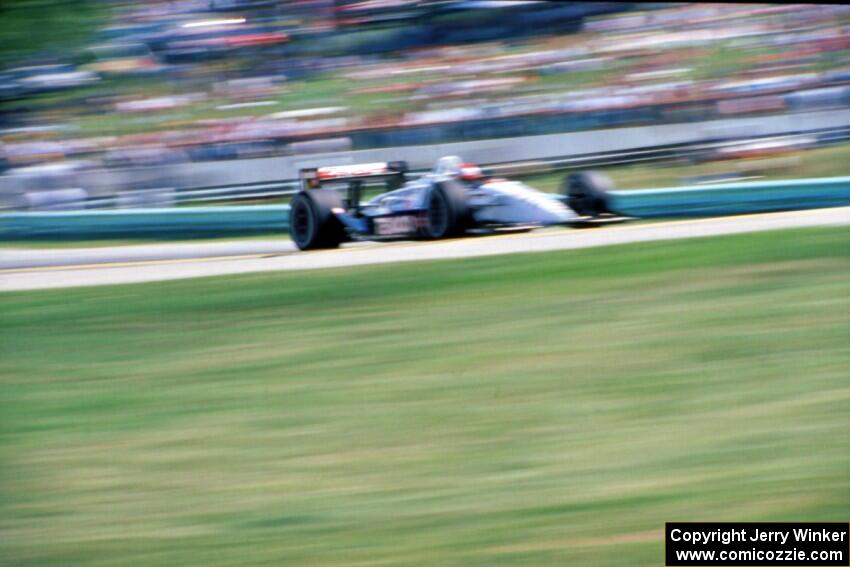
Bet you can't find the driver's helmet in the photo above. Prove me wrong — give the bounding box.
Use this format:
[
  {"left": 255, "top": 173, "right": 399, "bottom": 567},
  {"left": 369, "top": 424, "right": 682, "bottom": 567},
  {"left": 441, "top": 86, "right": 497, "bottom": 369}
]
[
  {"left": 459, "top": 162, "right": 484, "bottom": 182},
  {"left": 433, "top": 155, "right": 484, "bottom": 183}
]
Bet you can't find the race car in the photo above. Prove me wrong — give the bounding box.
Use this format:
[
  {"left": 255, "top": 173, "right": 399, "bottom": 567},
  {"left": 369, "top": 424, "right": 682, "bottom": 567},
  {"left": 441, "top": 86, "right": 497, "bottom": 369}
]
[{"left": 289, "top": 155, "right": 617, "bottom": 250}]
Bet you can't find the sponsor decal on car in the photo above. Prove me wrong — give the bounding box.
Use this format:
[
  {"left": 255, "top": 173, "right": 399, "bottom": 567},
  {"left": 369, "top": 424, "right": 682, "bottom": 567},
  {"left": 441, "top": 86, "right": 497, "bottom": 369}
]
[
  {"left": 373, "top": 215, "right": 416, "bottom": 236},
  {"left": 317, "top": 162, "right": 392, "bottom": 180}
]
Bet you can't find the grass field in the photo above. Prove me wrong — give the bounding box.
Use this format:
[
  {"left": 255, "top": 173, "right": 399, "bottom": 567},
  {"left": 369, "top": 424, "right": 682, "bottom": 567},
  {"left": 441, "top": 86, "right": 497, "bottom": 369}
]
[
  {"left": 0, "top": 0, "right": 106, "bottom": 61},
  {"left": 2, "top": 227, "right": 849, "bottom": 566}
]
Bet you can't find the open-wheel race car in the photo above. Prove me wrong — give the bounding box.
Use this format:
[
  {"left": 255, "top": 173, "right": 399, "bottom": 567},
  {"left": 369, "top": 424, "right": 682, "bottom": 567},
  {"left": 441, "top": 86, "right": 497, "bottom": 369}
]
[{"left": 289, "top": 155, "right": 622, "bottom": 250}]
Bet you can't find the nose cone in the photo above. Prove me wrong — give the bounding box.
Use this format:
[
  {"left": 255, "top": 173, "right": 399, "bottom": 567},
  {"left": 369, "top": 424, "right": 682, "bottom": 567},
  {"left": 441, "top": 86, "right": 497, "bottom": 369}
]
[
  {"left": 475, "top": 181, "right": 577, "bottom": 225},
  {"left": 535, "top": 196, "right": 578, "bottom": 224}
]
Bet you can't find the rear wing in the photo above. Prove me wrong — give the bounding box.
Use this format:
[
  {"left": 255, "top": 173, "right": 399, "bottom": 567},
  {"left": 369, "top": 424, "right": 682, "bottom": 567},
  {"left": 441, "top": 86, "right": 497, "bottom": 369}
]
[{"left": 299, "top": 161, "right": 408, "bottom": 191}]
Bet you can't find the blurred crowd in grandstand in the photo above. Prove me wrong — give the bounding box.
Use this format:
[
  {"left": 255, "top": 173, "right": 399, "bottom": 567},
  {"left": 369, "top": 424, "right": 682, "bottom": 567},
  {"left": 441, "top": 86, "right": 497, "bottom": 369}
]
[{"left": 1, "top": 0, "right": 850, "bottom": 176}]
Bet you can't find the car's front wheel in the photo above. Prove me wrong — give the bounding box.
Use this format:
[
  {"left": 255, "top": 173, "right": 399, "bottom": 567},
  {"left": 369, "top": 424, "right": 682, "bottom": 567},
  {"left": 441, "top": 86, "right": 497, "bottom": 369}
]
[{"left": 422, "top": 180, "right": 471, "bottom": 239}]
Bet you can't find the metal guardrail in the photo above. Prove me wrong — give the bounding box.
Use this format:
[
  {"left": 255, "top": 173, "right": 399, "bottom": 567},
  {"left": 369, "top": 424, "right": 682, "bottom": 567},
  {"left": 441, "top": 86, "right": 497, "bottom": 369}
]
[
  {"left": 146, "top": 124, "right": 850, "bottom": 207},
  {"left": 4, "top": 114, "right": 850, "bottom": 212},
  {"left": 489, "top": 125, "right": 850, "bottom": 174}
]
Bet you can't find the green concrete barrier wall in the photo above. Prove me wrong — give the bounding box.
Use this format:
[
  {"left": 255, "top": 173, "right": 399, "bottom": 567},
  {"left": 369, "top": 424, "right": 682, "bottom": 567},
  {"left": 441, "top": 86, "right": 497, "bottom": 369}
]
[
  {"left": 1, "top": 177, "right": 849, "bottom": 240},
  {"left": 0, "top": 205, "right": 290, "bottom": 240},
  {"left": 608, "top": 176, "right": 850, "bottom": 218}
]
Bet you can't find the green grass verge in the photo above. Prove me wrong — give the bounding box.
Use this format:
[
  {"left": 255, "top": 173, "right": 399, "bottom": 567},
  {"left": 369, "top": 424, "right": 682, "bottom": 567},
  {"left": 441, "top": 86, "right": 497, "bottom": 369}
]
[
  {"left": 0, "top": 0, "right": 107, "bottom": 62},
  {"left": 2, "top": 227, "right": 849, "bottom": 566}
]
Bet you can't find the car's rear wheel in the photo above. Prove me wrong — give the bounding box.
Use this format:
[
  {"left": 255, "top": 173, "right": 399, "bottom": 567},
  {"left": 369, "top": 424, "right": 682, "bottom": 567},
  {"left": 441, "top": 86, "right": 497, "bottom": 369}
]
[
  {"left": 423, "top": 180, "right": 471, "bottom": 239},
  {"left": 289, "top": 190, "right": 346, "bottom": 250}
]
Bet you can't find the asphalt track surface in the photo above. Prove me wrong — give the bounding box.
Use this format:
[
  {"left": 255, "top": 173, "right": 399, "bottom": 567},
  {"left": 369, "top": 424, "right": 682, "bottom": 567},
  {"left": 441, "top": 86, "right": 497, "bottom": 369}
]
[{"left": 2, "top": 206, "right": 849, "bottom": 292}]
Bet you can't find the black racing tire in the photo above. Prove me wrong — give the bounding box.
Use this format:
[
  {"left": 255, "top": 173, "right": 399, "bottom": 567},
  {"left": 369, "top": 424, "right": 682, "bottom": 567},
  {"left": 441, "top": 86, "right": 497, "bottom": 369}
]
[
  {"left": 562, "top": 171, "right": 614, "bottom": 217},
  {"left": 422, "top": 180, "right": 471, "bottom": 239},
  {"left": 289, "top": 190, "right": 346, "bottom": 250}
]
